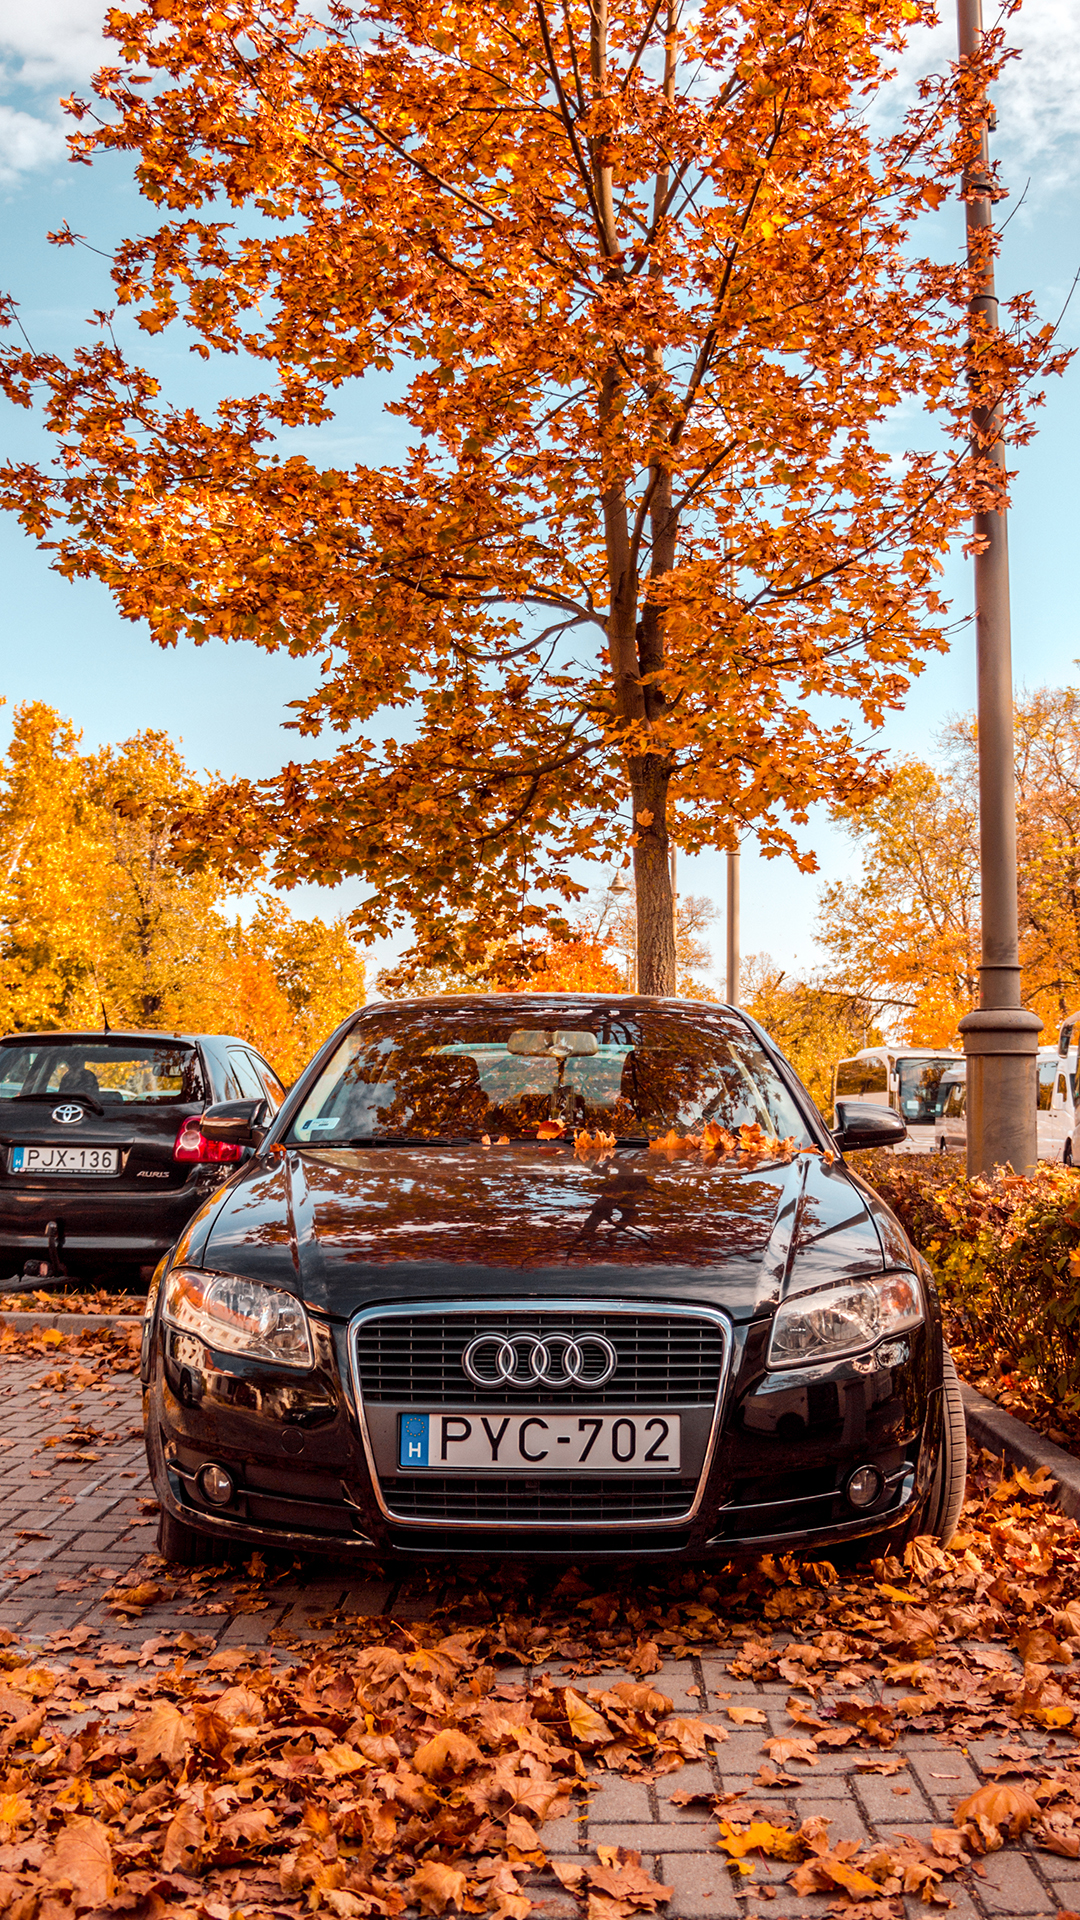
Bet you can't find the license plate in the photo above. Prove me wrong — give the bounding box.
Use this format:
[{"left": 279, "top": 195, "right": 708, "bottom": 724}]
[
  {"left": 9, "top": 1146, "right": 120, "bottom": 1176},
  {"left": 398, "top": 1410, "right": 681, "bottom": 1472}
]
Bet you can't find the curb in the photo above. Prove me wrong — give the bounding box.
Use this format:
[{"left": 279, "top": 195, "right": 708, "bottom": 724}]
[
  {"left": 961, "top": 1380, "right": 1080, "bottom": 1522},
  {"left": 0, "top": 1311, "right": 144, "bottom": 1333}
]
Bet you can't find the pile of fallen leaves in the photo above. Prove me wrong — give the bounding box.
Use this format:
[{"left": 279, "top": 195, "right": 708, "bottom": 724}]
[
  {"left": 0, "top": 1290, "right": 146, "bottom": 1318},
  {"left": 6, "top": 1453, "right": 1080, "bottom": 1916},
  {"left": 0, "top": 1321, "right": 141, "bottom": 1369},
  {"left": 646, "top": 1121, "right": 804, "bottom": 1166}
]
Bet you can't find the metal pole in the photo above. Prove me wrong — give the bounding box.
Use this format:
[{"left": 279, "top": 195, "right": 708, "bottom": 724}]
[
  {"left": 955, "top": 0, "right": 1040, "bottom": 1174},
  {"left": 726, "top": 848, "right": 740, "bottom": 1006},
  {"left": 669, "top": 844, "right": 678, "bottom": 991}
]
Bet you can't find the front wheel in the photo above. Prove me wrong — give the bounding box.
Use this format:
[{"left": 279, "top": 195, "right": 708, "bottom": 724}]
[
  {"left": 924, "top": 1347, "right": 967, "bottom": 1546},
  {"left": 157, "top": 1506, "right": 217, "bottom": 1567}
]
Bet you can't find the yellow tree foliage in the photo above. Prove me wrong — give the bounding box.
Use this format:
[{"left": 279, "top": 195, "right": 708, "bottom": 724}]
[
  {"left": 379, "top": 892, "right": 716, "bottom": 997},
  {"left": 0, "top": 0, "right": 1067, "bottom": 992},
  {"left": 740, "top": 952, "right": 883, "bottom": 1116},
  {"left": 0, "top": 704, "right": 364, "bottom": 1078},
  {"left": 817, "top": 686, "right": 1080, "bottom": 1043},
  {"left": 818, "top": 757, "right": 981, "bottom": 1046}
]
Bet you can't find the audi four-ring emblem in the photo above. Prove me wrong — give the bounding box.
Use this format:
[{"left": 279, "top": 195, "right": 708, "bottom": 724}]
[{"left": 462, "top": 1330, "right": 618, "bottom": 1390}]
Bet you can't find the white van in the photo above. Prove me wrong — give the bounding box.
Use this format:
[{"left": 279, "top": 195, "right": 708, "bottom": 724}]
[
  {"left": 1034, "top": 1044, "right": 1072, "bottom": 1163},
  {"left": 1048, "top": 1012, "right": 1080, "bottom": 1166},
  {"left": 833, "top": 1047, "right": 965, "bottom": 1154}
]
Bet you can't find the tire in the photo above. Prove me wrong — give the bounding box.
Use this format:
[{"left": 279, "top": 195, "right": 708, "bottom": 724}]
[
  {"left": 1065, "top": 1139, "right": 1073, "bottom": 1167},
  {"left": 924, "top": 1346, "right": 967, "bottom": 1545},
  {"left": 157, "top": 1506, "right": 216, "bottom": 1567}
]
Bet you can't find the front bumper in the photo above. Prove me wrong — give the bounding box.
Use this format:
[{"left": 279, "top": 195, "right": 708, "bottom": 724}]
[{"left": 145, "top": 1293, "right": 940, "bottom": 1563}]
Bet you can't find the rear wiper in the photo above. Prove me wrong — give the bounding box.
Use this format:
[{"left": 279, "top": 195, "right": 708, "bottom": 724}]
[{"left": 13, "top": 1091, "right": 106, "bottom": 1117}]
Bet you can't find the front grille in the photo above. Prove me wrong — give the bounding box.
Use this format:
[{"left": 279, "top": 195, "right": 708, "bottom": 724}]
[
  {"left": 386, "top": 1474, "right": 700, "bottom": 1523},
  {"left": 354, "top": 1307, "right": 726, "bottom": 1406}
]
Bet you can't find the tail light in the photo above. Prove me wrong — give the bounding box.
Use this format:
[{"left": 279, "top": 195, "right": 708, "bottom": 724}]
[{"left": 174, "top": 1116, "right": 243, "bottom": 1165}]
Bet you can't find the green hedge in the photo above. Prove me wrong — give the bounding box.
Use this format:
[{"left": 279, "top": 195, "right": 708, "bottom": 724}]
[{"left": 854, "top": 1152, "right": 1080, "bottom": 1413}]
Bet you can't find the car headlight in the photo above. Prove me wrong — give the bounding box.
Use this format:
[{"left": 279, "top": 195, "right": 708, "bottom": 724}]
[
  {"left": 163, "top": 1267, "right": 313, "bottom": 1368},
  {"left": 767, "top": 1272, "right": 923, "bottom": 1368}
]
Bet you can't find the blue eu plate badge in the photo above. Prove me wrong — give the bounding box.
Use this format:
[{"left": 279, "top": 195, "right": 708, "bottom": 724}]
[{"left": 399, "top": 1413, "right": 429, "bottom": 1468}]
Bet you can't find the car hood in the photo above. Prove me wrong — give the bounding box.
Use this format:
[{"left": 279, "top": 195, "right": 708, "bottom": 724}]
[{"left": 191, "top": 1141, "right": 889, "bottom": 1322}]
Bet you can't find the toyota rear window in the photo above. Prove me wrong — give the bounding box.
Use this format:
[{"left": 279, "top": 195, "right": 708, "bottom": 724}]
[
  {"left": 288, "top": 1005, "right": 812, "bottom": 1146},
  {"left": 0, "top": 1041, "right": 202, "bottom": 1105}
]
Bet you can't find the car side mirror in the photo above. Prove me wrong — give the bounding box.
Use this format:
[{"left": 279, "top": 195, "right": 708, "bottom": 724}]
[
  {"left": 200, "top": 1098, "right": 268, "bottom": 1147},
  {"left": 832, "top": 1100, "right": 908, "bottom": 1152}
]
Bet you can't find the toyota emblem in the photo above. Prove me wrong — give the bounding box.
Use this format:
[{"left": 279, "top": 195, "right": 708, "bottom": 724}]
[
  {"left": 51, "top": 1104, "right": 84, "bottom": 1126},
  {"left": 462, "top": 1330, "right": 618, "bottom": 1390}
]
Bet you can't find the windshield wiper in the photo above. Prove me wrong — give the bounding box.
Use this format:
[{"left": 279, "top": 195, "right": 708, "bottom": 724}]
[
  {"left": 13, "top": 1091, "right": 106, "bottom": 1117},
  {"left": 305, "top": 1135, "right": 478, "bottom": 1148}
]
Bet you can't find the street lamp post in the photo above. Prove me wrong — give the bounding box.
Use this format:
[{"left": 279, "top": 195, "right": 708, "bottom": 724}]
[
  {"left": 726, "top": 848, "right": 740, "bottom": 1006},
  {"left": 955, "top": 0, "right": 1040, "bottom": 1174}
]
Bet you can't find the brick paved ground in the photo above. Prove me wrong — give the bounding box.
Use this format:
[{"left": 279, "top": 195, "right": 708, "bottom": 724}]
[{"left": 1, "top": 1348, "right": 1079, "bottom": 1918}]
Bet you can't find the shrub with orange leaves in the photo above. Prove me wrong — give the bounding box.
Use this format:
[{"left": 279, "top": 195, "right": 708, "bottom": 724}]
[
  {"left": 0, "top": 0, "right": 1068, "bottom": 995},
  {"left": 857, "top": 1151, "right": 1080, "bottom": 1435}
]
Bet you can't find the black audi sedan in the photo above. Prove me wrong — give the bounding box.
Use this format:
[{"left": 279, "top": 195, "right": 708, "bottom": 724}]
[
  {"left": 141, "top": 995, "right": 966, "bottom": 1567},
  {"left": 0, "top": 1030, "right": 286, "bottom": 1284}
]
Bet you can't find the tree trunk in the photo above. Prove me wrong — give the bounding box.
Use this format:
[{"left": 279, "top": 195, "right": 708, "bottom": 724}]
[{"left": 631, "top": 754, "right": 675, "bottom": 993}]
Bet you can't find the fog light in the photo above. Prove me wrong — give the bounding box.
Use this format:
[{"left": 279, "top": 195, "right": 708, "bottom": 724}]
[
  {"left": 198, "top": 1463, "right": 235, "bottom": 1506},
  {"left": 845, "top": 1465, "right": 884, "bottom": 1510}
]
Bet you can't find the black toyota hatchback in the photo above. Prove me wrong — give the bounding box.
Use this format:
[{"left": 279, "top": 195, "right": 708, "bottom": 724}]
[
  {"left": 142, "top": 995, "right": 966, "bottom": 1566},
  {"left": 0, "top": 1030, "right": 285, "bottom": 1284}
]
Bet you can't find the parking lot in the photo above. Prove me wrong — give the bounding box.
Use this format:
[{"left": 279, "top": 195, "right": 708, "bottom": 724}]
[{"left": 0, "top": 1326, "right": 1079, "bottom": 1918}]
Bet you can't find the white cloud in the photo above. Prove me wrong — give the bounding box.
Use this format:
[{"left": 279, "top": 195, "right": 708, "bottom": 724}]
[
  {"left": 995, "top": 0, "right": 1080, "bottom": 184},
  {"left": 0, "top": 0, "right": 109, "bottom": 91},
  {"left": 886, "top": 0, "right": 1080, "bottom": 190},
  {"left": 0, "top": 103, "right": 65, "bottom": 182}
]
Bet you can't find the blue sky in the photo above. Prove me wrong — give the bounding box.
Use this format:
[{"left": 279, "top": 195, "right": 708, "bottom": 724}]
[{"left": 2, "top": 0, "right": 1079, "bottom": 994}]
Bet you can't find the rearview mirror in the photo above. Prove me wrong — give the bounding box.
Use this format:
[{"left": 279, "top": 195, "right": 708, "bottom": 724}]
[
  {"left": 553, "top": 1030, "right": 599, "bottom": 1056},
  {"left": 200, "top": 1098, "right": 268, "bottom": 1148},
  {"left": 507, "top": 1030, "right": 553, "bottom": 1056},
  {"left": 832, "top": 1100, "right": 908, "bottom": 1153}
]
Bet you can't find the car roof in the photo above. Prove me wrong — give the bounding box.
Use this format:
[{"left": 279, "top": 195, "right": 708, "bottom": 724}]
[
  {"left": 0, "top": 1030, "right": 251, "bottom": 1047},
  {"left": 363, "top": 992, "right": 736, "bottom": 1014}
]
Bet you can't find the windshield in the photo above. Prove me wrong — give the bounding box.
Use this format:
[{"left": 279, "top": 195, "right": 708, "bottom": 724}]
[
  {"left": 287, "top": 1005, "right": 813, "bottom": 1146},
  {"left": 896, "top": 1057, "right": 963, "bottom": 1125},
  {"left": 0, "top": 1040, "right": 201, "bottom": 1106}
]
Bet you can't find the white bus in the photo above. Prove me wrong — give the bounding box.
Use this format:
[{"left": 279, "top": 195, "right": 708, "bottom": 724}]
[{"left": 832, "top": 1047, "right": 965, "bottom": 1155}]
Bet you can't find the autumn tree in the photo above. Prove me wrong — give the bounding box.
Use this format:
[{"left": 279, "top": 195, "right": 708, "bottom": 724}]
[
  {"left": 376, "top": 889, "right": 717, "bottom": 997},
  {"left": 817, "top": 755, "right": 981, "bottom": 1044},
  {"left": 0, "top": 0, "right": 1065, "bottom": 991},
  {"left": 0, "top": 702, "right": 364, "bottom": 1074},
  {"left": 740, "top": 952, "right": 883, "bottom": 1114},
  {"left": 818, "top": 685, "right": 1080, "bottom": 1043}
]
